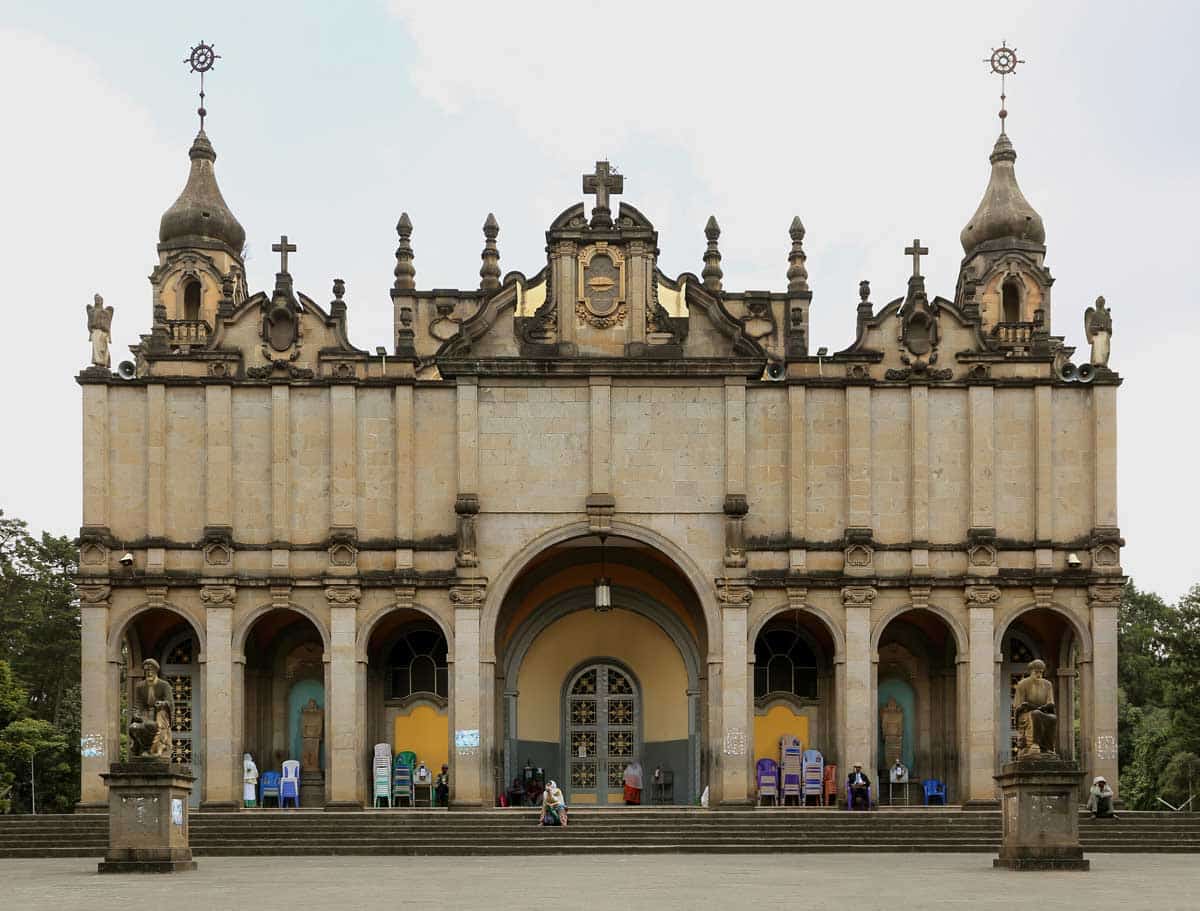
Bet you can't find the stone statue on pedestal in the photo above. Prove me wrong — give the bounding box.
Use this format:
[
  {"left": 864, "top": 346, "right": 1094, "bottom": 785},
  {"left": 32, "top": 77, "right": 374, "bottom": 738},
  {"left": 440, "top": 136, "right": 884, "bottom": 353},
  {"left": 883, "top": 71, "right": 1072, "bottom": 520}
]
[
  {"left": 128, "top": 658, "right": 174, "bottom": 759},
  {"left": 880, "top": 696, "right": 904, "bottom": 766},
  {"left": 1013, "top": 659, "right": 1057, "bottom": 759},
  {"left": 300, "top": 698, "right": 323, "bottom": 770},
  {"left": 87, "top": 294, "right": 114, "bottom": 369},
  {"left": 1084, "top": 296, "right": 1112, "bottom": 368}
]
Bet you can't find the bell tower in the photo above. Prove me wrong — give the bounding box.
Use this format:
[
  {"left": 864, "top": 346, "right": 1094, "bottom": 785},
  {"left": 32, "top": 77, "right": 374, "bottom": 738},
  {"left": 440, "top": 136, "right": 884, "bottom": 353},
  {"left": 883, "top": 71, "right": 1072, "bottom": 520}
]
[
  {"left": 955, "top": 43, "right": 1052, "bottom": 348},
  {"left": 150, "top": 42, "right": 247, "bottom": 345}
]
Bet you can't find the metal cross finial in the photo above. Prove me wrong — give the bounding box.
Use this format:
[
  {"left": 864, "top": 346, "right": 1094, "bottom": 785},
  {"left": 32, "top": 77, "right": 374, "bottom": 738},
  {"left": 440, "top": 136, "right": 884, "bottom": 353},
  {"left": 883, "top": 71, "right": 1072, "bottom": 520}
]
[
  {"left": 984, "top": 40, "right": 1026, "bottom": 131},
  {"left": 904, "top": 239, "right": 929, "bottom": 277},
  {"left": 183, "top": 41, "right": 220, "bottom": 130},
  {"left": 272, "top": 235, "right": 297, "bottom": 273},
  {"left": 582, "top": 161, "right": 624, "bottom": 224}
]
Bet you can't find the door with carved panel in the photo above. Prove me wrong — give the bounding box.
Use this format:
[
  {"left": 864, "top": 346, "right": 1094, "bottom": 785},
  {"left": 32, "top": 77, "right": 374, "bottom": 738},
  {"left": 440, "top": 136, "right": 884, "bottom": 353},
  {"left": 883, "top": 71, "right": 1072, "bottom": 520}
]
[
  {"left": 566, "top": 663, "right": 638, "bottom": 804},
  {"left": 161, "top": 632, "right": 202, "bottom": 807}
]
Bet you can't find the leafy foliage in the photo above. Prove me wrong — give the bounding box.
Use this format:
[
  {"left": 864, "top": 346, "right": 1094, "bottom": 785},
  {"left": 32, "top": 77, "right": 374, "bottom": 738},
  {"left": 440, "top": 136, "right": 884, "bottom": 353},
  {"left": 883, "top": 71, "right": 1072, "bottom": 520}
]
[{"left": 0, "top": 511, "right": 80, "bottom": 812}]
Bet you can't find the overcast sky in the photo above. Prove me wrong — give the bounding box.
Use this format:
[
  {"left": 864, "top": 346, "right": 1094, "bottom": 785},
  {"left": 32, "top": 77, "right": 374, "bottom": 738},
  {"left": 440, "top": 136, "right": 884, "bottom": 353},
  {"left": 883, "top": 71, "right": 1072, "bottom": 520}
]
[{"left": 1, "top": 1, "right": 1196, "bottom": 600}]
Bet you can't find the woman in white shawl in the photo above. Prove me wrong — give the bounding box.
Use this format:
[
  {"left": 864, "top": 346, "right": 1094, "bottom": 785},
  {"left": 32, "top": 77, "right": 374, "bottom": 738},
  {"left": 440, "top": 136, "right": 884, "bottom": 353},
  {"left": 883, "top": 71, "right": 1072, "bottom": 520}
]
[
  {"left": 540, "top": 780, "right": 568, "bottom": 827},
  {"left": 1087, "top": 776, "right": 1117, "bottom": 818},
  {"left": 623, "top": 760, "right": 644, "bottom": 805},
  {"left": 243, "top": 753, "right": 259, "bottom": 808}
]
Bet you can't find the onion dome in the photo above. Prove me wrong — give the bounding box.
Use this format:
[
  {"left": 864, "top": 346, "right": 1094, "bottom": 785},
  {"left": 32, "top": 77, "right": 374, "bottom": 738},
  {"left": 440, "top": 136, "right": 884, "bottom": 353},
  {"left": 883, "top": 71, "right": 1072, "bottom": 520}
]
[
  {"left": 960, "top": 131, "right": 1045, "bottom": 254},
  {"left": 158, "top": 129, "right": 245, "bottom": 253}
]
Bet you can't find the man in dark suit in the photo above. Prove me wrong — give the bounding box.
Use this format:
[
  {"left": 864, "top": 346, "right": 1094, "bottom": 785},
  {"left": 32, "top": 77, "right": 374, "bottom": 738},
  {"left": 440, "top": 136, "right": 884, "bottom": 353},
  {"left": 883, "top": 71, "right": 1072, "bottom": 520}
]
[{"left": 847, "top": 762, "right": 871, "bottom": 810}]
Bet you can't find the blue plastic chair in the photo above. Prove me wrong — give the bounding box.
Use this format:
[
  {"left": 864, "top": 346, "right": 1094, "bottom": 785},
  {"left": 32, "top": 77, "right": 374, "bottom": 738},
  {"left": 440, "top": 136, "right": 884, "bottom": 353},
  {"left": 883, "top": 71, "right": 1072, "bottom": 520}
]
[
  {"left": 259, "top": 771, "right": 281, "bottom": 808},
  {"left": 923, "top": 779, "right": 947, "bottom": 806},
  {"left": 280, "top": 760, "right": 301, "bottom": 808},
  {"left": 756, "top": 758, "right": 779, "bottom": 806},
  {"left": 393, "top": 755, "right": 413, "bottom": 807}
]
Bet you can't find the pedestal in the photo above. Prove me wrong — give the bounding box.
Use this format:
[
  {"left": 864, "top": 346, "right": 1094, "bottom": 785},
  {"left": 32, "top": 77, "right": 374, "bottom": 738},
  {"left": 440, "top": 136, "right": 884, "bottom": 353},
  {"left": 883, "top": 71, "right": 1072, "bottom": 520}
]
[
  {"left": 98, "top": 760, "right": 197, "bottom": 874},
  {"left": 993, "top": 758, "right": 1089, "bottom": 871},
  {"left": 300, "top": 770, "right": 325, "bottom": 808}
]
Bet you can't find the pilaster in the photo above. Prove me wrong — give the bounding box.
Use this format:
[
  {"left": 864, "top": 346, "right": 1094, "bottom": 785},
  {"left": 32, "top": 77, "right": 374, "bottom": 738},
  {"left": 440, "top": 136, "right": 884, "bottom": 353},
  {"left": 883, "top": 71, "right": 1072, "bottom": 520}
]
[
  {"left": 200, "top": 584, "right": 236, "bottom": 808},
  {"left": 456, "top": 376, "right": 479, "bottom": 496},
  {"left": 589, "top": 375, "right": 612, "bottom": 497},
  {"left": 394, "top": 384, "right": 415, "bottom": 569},
  {"left": 1089, "top": 584, "right": 1121, "bottom": 796},
  {"left": 270, "top": 384, "right": 290, "bottom": 575},
  {"left": 146, "top": 384, "right": 166, "bottom": 573},
  {"left": 842, "top": 586, "right": 875, "bottom": 774},
  {"left": 1034, "top": 385, "right": 1053, "bottom": 569},
  {"left": 845, "top": 385, "right": 872, "bottom": 530},
  {"left": 82, "top": 383, "right": 109, "bottom": 530},
  {"left": 910, "top": 385, "right": 930, "bottom": 570},
  {"left": 968, "top": 385, "right": 995, "bottom": 532},
  {"left": 330, "top": 385, "right": 357, "bottom": 530},
  {"left": 78, "top": 586, "right": 111, "bottom": 808},
  {"left": 787, "top": 385, "right": 807, "bottom": 571},
  {"left": 450, "top": 582, "right": 485, "bottom": 806},
  {"left": 717, "top": 580, "right": 751, "bottom": 804},
  {"left": 965, "top": 586, "right": 999, "bottom": 802},
  {"left": 325, "top": 584, "right": 361, "bottom": 807},
  {"left": 1093, "top": 385, "right": 1118, "bottom": 530}
]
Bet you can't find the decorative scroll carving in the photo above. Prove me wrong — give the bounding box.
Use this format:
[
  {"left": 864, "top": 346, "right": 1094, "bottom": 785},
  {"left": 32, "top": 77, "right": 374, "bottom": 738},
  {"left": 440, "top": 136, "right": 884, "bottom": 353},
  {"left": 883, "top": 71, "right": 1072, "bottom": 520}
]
[
  {"left": 841, "top": 585, "right": 876, "bottom": 607},
  {"left": 325, "top": 585, "right": 361, "bottom": 606},
  {"left": 200, "top": 585, "right": 236, "bottom": 606},
  {"left": 576, "top": 242, "right": 627, "bottom": 329},
  {"left": 449, "top": 585, "right": 486, "bottom": 605},
  {"left": 716, "top": 580, "right": 752, "bottom": 605},
  {"left": 455, "top": 494, "right": 480, "bottom": 568},
  {"left": 723, "top": 494, "right": 748, "bottom": 569},
  {"left": 965, "top": 585, "right": 1001, "bottom": 606},
  {"left": 1087, "top": 585, "right": 1122, "bottom": 605},
  {"left": 78, "top": 585, "right": 112, "bottom": 604}
]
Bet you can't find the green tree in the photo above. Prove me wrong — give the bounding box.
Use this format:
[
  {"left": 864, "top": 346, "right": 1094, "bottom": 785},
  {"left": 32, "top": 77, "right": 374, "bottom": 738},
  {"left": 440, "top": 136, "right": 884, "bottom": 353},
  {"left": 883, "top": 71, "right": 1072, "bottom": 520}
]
[
  {"left": 0, "top": 718, "right": 69, "bottom": 813},
  {"left": 1117, "top": 581, "right": 1172, "bottom": 775}
]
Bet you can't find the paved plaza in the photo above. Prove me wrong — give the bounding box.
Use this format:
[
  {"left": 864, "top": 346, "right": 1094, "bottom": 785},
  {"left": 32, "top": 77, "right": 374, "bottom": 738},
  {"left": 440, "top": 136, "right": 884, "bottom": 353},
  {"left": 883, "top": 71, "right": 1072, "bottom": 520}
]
[{"left": 1, "top": 853, "right": 1194, "bottom": 910}]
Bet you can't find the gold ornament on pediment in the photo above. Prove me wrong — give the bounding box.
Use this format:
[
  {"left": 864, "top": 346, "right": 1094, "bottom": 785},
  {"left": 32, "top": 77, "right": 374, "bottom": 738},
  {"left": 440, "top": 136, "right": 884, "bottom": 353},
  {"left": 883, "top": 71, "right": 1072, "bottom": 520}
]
[{"left": 576, "top": 242, "right": 627, "bottom": 329}]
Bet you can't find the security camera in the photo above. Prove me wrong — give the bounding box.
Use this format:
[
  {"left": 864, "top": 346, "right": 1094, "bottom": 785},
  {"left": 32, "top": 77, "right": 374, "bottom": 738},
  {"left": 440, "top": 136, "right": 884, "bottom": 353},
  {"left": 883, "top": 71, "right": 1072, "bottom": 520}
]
[
  {"left": 1067, "top": 552, "right": 1082, "bottom": 569},
  {"left": 119, "top": 552, "right": 135, "bottom": 567}
]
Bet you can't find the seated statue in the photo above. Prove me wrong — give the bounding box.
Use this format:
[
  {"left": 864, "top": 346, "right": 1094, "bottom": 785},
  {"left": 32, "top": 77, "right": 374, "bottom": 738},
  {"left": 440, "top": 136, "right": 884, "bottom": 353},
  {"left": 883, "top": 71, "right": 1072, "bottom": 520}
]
[
  {"left": 128, "top": 658, "right": 174, "bottom": 759},
  {"left": 1013, "top": 659, "right": 1057, "bottom": 759}
]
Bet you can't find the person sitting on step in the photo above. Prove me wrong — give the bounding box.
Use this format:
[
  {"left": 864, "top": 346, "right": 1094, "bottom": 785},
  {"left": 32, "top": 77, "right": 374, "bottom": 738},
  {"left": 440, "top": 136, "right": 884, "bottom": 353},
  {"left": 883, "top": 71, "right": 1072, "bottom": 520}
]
[
  {"left": 539, "top": 780, "right": 568, "bottom": 827},
  {"left": 1087, "top": 776, "right": 1117, "bottom": 819},
  {"left": 847, "top": 762, "right": 871, "bottom": 810}
]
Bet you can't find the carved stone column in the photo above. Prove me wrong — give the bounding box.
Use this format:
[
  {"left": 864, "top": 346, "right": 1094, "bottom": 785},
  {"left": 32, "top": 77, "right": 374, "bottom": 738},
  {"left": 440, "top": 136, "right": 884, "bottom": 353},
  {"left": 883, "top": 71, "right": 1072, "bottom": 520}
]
[
  {"left": 450, "top": 582, "right": 486, "bottom": 806},
  {"left": 200, "top": 584, "right": 237, "bottom": 809},
  {"left": 842, "top": 585, "right": 876, "bottom": 776},
  {"left": 1088, "top": 584, "right": 1121, "bottom": 796},
  {"left": 325, "top": 584, "right": 361, "bottom": 809},
  {"left": 78, "top": 585, "right": 112, "bottom": 810},
  {"left": 717, "top": 579, "right": 752, "bottom": 805},
  {"left": 965, "top": 584, "right": 1000, "bottom": 804}
]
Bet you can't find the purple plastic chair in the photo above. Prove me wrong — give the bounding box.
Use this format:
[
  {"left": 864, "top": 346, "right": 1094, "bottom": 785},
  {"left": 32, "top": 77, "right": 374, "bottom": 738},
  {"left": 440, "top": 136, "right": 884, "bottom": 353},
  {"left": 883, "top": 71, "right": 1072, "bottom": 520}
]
[
  {"left": 280, "top": 760, "right": 300, "bottom": 808},
  {"left": 756, "top": 759, "right": 779, "bottom": 806},
  {"left": 846, "top": 781, "right": 872, "bottom": 811}
]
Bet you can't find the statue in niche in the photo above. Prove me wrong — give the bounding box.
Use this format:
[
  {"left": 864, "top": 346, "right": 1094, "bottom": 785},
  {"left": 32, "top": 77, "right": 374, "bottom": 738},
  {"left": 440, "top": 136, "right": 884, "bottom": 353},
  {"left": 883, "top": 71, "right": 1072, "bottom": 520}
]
[
  {"left": 128, "top": 658, "right": 174, "bottom": 759},
  {"left": 1013, "top": 659, "right": 1058, "bottom": 759},
  {"left": 880, "top": 696, "right": 904, "bottom": 767},
  {"left": 300, "top": 698, "right": 323, "bottom": 770},
  {"left": 1084, "top": 296, "right": 1112, "bottom": 367},
  {"left": 86, "top": 294, "right": 114, "bottom": 368}
]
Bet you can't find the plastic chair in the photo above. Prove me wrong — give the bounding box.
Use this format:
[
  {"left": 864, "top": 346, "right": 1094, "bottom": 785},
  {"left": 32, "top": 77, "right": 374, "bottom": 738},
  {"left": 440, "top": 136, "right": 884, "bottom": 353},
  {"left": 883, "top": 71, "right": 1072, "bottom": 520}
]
[
  {"left": 280, "top": 760, "right": 301, "bottom": 808},
  {"left": 801, "top": 749, "right": 824, "bottom": 807},
  {"left": 756, "top": 758, "right": 779, "bottom": 806},
  {"left": 393, "top": 754, "right": 414, "bottom": 807},
  {"left": 372, "top": 744, "right": 392, "bottom": 808},
  {"left": 259, "top": 771, "right": 281, "bottom": 808},
  {"left": 923, "top": 779, "right": 947, "bottom": 806},
  {"left": 397, "top": 750, "right": 417, "bottom": 771},
  {"left": 822, "top": 763, "right": 839, "bottom": 807},
  {"left": 846, "top": 781, "right": 872, "bottom": 811},
  {"left": 779, "top": 736, "right": 803, "bottom": 806}
]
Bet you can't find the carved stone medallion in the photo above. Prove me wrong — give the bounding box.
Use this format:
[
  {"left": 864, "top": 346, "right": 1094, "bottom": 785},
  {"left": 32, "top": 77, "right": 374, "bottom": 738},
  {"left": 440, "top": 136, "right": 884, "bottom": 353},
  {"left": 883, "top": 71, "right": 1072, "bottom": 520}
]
[{"left": 576, "top": 243, "right": 626, "bottom": 328}]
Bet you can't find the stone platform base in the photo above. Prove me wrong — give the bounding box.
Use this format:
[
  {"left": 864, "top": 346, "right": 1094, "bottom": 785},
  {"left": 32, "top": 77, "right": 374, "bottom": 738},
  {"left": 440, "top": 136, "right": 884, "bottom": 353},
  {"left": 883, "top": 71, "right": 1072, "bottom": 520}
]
[
  {"left": 994, "top": 857, "right": 1090, "bottom": 871},
  {"left": 300, "top": 771, "right": 325, "bottom": 808},
  {"left": 99, "top": 859, "right": 198, "bottom": 874}
]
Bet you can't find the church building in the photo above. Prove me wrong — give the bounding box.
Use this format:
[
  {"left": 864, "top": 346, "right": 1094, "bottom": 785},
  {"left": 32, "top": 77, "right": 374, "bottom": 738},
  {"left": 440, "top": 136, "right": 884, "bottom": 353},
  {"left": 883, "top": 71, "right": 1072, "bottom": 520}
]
[{"left": 75, "top": 80, "right": 1123, "bottom": 810}]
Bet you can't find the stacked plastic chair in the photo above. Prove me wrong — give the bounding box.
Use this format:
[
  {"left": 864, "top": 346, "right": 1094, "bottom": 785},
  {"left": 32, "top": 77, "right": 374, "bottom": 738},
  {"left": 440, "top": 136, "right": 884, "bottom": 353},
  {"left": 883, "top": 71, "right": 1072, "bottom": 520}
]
[
  {"left": 392, "top": 753, "right": 414, "bottom": 807},
  {"left": 372, "top": 743, "right": 392, "bottom": 808},
  {"left": 779, "top": 735, "right": 803, "bottom": 806},
  {"left": 801, "top": 749, "right": 824, "bottom": 806},
  {"left": 822, "top": 763, "right": 839, "bottom": 806},
  {"left": 755, "top": 758, "right": 779, "bottom": 806},
  {"left": 280, "top": 760, "right": 301, "bottom": 808},
  {"left": 259, "top": 770, "right": 281, "bottom": 808}
]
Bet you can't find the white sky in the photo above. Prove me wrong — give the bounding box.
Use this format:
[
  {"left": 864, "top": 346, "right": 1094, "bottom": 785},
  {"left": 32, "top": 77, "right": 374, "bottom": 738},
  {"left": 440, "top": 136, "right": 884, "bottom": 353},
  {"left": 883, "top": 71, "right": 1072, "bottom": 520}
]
[{"left": 0, "top": 1, "right": 1196, "bottom": 600}]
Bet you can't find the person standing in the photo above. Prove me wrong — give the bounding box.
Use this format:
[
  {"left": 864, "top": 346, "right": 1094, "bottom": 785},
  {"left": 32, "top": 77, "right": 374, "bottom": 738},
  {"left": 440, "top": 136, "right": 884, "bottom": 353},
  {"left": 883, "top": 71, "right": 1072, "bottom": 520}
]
[
  {"left": 435, "top": 764, "right": 450, "bottom": 807},
  {"left": 243, "top": 753, "right": 259, "bottom": 808},
  {"left": 623, "top": 760, "right": 643, "bottom": 805}
]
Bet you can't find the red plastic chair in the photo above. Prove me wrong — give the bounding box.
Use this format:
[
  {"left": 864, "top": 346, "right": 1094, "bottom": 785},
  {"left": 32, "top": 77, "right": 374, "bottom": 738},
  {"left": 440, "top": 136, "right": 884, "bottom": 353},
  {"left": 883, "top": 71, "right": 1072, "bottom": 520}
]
[{"left": 822, "top": 763, "right": 838, "bottom": 806}]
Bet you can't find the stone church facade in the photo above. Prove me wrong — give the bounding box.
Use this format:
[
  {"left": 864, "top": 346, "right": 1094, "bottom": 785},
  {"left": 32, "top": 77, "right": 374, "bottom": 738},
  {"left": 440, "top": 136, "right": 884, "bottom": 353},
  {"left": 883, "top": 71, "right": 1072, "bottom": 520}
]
[{"left": 76, "top": 114, "right": 1123, "bottom": 809}]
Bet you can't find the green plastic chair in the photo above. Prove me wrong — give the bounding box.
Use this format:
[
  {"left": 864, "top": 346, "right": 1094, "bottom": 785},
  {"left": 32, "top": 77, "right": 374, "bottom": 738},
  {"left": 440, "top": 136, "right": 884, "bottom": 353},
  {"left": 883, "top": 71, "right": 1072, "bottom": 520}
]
[{"left": 397, "top": 750, "right": 417, "bottom": 771}]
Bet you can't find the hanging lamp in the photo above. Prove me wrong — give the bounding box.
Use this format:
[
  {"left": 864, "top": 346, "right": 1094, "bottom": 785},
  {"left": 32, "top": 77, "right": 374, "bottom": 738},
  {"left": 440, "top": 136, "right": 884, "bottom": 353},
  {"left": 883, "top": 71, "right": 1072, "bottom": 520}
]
[{"left": 594, "top": 532, "right": 612, "bottom": 612}]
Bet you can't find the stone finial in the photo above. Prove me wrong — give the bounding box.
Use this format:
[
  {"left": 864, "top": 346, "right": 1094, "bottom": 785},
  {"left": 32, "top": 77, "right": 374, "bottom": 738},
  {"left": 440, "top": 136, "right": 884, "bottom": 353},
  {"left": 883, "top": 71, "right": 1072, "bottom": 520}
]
[
  {"left": 393, "top": 213, "right": 415, "bottom": 291},
  {"left": 479, "top": 213, "right": 501, "bottom": 292},
  {"left": 702, "top": 215, "right": 723, "bottom": 292},
  {"left": 218, "top": 272, "right": 235, "bottom": 319},
  {"left": 857, "top": 279, "right": 873, "bottom": 328},
  {"left": 330, "top": 278, "right": 347, "bottom": 320},
  {"left": 787, "top": 216, "right": 809, "bottom": 293}
]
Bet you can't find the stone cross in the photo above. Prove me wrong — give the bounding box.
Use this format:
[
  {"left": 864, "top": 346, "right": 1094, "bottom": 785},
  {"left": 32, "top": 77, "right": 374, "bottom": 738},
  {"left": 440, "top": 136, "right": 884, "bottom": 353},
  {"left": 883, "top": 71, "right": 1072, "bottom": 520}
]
[
  {"left": 904, "top": 238, "right": 929, "bottom": 277},
  {"left": 272, "top": 235, "right": 297, "bottom": 273},
  {"left": 583, "top": 161, "right": 624, "bottom": 224}
]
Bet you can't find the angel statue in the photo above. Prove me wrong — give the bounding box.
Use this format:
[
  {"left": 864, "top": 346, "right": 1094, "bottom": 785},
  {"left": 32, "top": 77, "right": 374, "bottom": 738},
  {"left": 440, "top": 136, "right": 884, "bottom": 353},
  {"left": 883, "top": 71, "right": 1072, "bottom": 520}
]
[
  {"left": 86, "top": 294, "right": 114, "bottom": 368},
  {"left": 1083, "top": 296, "right": 1112, "bottom": 368}
]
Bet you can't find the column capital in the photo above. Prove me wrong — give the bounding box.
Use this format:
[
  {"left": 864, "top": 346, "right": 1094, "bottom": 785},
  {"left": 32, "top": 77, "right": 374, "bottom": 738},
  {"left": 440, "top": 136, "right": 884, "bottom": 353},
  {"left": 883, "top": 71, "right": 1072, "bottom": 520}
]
[
  {"left": 200, "top": 584, "right": 236, "bottom": 607},
  {"left": 716, "top": 578, "right": 753, "bottom": 605},
  {"left": 78, "top": 584, "right": 112, "bottom": 605},
  {"left": 1087, "top": 584, "right": 1123, "bottom": 606},
  {"left": 325, "top": 584, "right": 361, "bottom": 606},
  {"left": 964, "top": 584, "right": 1001, "bottom": 607},
  {"left": 841, "top": 584, "right": 876, "bottom": 607},
  {"left": 449, "top": 582, "right": 487, "bottom": 607}
]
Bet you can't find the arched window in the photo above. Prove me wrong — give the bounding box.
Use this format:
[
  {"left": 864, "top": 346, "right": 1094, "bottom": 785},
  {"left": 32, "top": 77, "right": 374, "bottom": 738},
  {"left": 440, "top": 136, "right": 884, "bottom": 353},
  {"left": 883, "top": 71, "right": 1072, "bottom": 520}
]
[
  {"left": 1001, "top": 279, "right": 1021, "bottom": 322},
  {"left": 754, "top": 628, "right": 818, "bottom": 700},
  {"left": 387, "top": 628, "right": 448, "bottom": 700},
  {"left": 183, "top": 280, "right": 202, "bottom": 321}
]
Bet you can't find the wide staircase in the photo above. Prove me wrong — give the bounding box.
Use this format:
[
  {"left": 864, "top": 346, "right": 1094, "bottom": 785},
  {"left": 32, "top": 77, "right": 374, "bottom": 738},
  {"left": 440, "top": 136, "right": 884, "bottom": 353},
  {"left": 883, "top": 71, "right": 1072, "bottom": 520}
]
[{"left": 1, "top": 808, "right": 1198, "bottom": 858}]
